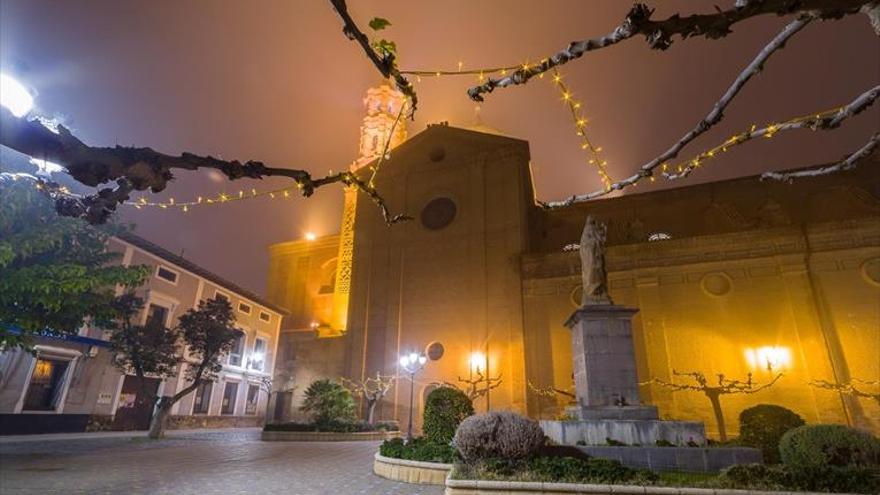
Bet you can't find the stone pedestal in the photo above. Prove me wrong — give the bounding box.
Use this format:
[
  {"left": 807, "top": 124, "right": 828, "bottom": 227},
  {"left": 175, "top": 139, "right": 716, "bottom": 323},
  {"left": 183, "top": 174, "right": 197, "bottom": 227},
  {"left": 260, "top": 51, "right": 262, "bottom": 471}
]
[
  {"left": 566, "top": 305, "right": 657, "bottom": 420},
  {"left": 541, "top": 304, "right": 707, "bottom": 448}
]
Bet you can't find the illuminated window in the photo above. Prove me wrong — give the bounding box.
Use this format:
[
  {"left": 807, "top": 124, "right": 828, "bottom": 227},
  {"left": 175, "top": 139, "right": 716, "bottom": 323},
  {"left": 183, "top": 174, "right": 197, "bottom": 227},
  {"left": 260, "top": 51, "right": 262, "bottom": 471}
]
[
  {"left": 249, "top": 338, "right": 267, "bottom": 372},
  {"left": 648, "top": 232, "right": 672, "bottom": 242},
  {"left": 155, "top": 266, "right": 179, "bottom": 284},
  {"left": 238, "top": 302, "right": 252, "bottom": 315},
  {"left": 22, "top": 358, "right": 70, "bottom": 411}
]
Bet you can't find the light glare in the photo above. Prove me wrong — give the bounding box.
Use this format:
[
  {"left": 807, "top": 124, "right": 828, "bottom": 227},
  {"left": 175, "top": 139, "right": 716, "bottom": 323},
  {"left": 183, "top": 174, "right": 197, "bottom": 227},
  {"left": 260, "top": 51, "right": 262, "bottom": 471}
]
[{"left": 0, "top": 73, "right": 34, "bottom": 117}]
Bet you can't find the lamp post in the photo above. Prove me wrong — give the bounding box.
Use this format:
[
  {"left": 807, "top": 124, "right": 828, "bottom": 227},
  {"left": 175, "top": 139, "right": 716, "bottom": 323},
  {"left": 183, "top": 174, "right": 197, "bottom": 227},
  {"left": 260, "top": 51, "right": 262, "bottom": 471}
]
[{"left": 399, "top": 351, "right": 427, "bottom": 442}]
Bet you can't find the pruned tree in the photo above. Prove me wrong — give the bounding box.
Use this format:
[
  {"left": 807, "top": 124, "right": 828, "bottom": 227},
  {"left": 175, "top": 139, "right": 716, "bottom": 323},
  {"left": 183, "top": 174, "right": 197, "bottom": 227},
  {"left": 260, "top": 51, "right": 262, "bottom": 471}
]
[
  {"left": 810, "top": 378, "right": 880, "bottom": 407},
  {"left": 457, "top": 369, "right": 503, "bottom": 402},
  {"left": 527, "top": 379, "right": 576, "bottom": 403},
  {"left": 333, "top": 0, "right": 880, "bottom": 206},
  {"left": 645, "top": 370, "right": 782, "bottom": 441},
  {"left": 110, "top": 295, "right": 239, "bottom": 439},
  {"left": 340, "top": 372, "right": 397, "bottom": 424}
]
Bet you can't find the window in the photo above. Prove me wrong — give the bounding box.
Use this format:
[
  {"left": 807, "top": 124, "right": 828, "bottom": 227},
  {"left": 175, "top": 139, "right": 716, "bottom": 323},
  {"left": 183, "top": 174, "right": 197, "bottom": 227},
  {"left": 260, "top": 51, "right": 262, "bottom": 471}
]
[
  {"left": 227, "top": 331, "right": 245, "bottom": 367},
  {"left": 214, "top": 291, "right": 229, "bottom": 302},
  {"left": 221, "top": 381, "right": 238, "bottom": 415},
  {"left": 249, "top": 338, "right": 267, "bottom": 372},
  {"left": 22, "top": 358, "right": 70, "bottom": 411},
  {"left": 155, "top": 265, "right": 178, "bottom": 284},
  {"left": 421, "top": 197, "right": 457, "bottom": 230},
  {"left": 146, "top": 304, "right": 169, "bottom": 327},
  {"left": 245, "top": 384, "right": 260, "bottom": 415},
  {"left": 238, "top": 302, "right": 252, "bottom": 315},
  {"left": 648, "top": 232, "right": 672, "bottom": 242},
  {"left": 192, "top": 381, "right": 212, "bottom": 414},
  {"left": 258, "top": 311, "right": 271, "bottom": 323}
]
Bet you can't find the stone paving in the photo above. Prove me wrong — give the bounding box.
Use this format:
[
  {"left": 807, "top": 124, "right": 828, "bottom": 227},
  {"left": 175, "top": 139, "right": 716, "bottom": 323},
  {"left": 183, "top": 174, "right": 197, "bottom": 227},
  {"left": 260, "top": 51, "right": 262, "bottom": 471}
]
[{"left": 0, "top": 428, "right": 443, "bottom": 495}]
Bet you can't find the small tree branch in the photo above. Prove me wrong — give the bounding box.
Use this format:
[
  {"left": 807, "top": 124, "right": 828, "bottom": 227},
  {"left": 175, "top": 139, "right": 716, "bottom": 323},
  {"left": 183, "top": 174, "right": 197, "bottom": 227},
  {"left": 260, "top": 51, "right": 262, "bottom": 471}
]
[
  {"left": 761, "top": 132, "right": 880, "bottom": 182},
  {"left": 467, "top": 0, "right": 872, "bottom": 101},
  {"left": 1, "top": 106, "right": 410, "bottom": 225},
  {"left": 328, "top": 0, "right": 417, "bottom": 116}
]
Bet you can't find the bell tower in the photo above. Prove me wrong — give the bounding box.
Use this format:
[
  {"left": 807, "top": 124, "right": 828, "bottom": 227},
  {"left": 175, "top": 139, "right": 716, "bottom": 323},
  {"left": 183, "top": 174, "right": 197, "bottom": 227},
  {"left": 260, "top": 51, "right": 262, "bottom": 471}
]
[{"left": 326, "top": 84, "right": 407, "bottom": 337}]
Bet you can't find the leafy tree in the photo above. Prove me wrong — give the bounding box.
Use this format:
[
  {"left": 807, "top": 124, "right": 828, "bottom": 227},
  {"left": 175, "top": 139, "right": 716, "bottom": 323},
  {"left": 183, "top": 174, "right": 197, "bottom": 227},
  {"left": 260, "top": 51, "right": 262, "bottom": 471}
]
[
  {"left": 0, "top": 175, "right": 148, "bottom": 349},
  {"left": 300, "top": 379, "right": 356, "bottom": 427},
  {"left": 111, "top": 295, "right": 239, "bottom": 439},
  {"left": 423, "top": 386, "right": 474, "bottom": 444}
]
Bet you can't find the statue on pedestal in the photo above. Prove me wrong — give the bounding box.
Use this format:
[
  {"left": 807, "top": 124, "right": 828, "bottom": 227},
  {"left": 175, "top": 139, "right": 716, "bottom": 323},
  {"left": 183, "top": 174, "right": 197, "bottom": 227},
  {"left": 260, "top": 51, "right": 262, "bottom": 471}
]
[{"left": 579, "top": 216, "right": 612, "bottom": 306}]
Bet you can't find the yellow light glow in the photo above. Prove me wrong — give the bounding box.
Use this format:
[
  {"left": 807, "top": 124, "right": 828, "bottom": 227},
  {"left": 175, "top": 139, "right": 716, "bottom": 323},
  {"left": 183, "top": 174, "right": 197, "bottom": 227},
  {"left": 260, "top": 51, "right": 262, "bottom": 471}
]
[
  {"left": 305, "top": 232, "right": 317, "bottom": 241},
  {"left": 745, "top": 346, "right": 792, "bottom": 372},
  {"left": 0, "top": 73, "right": 34, "bottom": 117},
  {"left": 469, "top": 352, "right": 486, "bottom": 373}
]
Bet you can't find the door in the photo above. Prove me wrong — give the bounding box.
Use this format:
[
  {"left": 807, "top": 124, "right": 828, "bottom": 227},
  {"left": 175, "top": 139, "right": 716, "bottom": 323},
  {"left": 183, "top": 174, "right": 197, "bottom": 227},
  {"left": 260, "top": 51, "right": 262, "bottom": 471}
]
[{"left": 112, "top": 376, "right": 160, "bottom": 430}]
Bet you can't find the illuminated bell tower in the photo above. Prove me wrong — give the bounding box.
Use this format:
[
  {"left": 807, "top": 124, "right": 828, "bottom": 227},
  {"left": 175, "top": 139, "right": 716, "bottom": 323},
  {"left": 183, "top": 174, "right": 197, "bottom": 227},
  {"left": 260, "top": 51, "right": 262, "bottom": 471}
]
[{"left": 327, "top": 84, "right": 407, "bottom": 335}]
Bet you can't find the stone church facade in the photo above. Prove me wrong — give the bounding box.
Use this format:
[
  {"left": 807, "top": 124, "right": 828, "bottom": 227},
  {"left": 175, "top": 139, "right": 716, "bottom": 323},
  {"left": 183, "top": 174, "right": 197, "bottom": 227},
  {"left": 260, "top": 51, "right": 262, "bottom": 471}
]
[{"left": 267, "top": 86, "right": 880, "bottom": 438}]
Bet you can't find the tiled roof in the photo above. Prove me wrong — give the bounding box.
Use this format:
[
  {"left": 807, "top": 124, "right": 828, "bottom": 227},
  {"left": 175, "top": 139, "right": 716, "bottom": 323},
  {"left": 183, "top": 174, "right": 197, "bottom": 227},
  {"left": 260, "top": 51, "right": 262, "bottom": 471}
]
[{"left": 115, "top": 232, "right": 289, "bottom": 315}]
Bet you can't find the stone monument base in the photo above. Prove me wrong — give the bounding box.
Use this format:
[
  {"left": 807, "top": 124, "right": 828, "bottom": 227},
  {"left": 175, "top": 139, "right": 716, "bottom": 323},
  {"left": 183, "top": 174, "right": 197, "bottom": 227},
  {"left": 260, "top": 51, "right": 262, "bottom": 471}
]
[
  {"left": 568, "top": 405, "right": 660, "bottom": 421},
  {"left": 541, "top": 418, "right": 706, "bottom": 447}
]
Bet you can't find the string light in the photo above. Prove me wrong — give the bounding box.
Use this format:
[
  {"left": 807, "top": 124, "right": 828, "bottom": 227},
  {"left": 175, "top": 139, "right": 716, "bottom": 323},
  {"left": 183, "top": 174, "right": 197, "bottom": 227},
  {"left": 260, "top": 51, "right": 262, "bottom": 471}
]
[{"left": 550, "top": 69, "right": 613, "bottom": 190}]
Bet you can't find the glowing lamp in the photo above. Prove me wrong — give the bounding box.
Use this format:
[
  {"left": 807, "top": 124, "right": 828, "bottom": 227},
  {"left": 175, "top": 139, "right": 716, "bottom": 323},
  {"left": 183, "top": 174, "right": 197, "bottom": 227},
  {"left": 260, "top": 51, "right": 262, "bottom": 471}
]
[
  {"left": 305, "top": 232, "right": 317, "bottom": 241},
  {"left": 470, "top": 352, "right": 486, "bottom": 373},
  {"left": 745, "top": 346, "right": 791, "bottom": 372},
  {"left": 0, "top": 73, "right": 34, "bottom": 117}
]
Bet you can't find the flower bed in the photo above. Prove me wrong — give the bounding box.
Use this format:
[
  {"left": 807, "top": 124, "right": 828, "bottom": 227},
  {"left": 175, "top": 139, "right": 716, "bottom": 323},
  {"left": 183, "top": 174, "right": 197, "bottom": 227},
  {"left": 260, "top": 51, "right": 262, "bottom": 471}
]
[
  {"left": 373, "top": 452, "right": 452, "bottom": 485},
  {"left": 262, "top": 421, "right": 399, "bottom": 441}
]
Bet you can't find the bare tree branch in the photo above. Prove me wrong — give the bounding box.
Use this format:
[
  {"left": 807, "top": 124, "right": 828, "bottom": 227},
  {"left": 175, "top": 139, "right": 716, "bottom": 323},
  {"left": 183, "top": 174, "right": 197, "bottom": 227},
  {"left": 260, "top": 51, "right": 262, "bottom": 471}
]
[
  {"left": 1, "top": 106, "right": 410, "bottom": 225},
  {"left": 761, "top": 131, "right": 880, "bottom": 182},
  {"left": 457, "top": 370, "right": 503, "bottom": 401},
  {"left": 527, "top": 380, "right": 576, "bottom": 400},
  {"left": 810, "top": 378, "right": 880, "bottom": 406},
  {"left": 328, "top": 0, "right": 417, "bottom": 117},
  {"left": 467, "top": 0, "right": 872, "bottom": 102}
]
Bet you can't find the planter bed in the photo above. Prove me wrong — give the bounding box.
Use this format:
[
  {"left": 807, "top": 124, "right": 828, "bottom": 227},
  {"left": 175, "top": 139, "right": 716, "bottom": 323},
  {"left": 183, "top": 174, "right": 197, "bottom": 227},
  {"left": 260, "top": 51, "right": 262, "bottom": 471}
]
[
  {"left": 261, "top": 430, "right": 399, "bottom": 442},
  {"left": 373, "top": 452, "right": 453, "bottom": 485},
  {"left": 444, "top": 478, "right": 861, "bottom": 495}
]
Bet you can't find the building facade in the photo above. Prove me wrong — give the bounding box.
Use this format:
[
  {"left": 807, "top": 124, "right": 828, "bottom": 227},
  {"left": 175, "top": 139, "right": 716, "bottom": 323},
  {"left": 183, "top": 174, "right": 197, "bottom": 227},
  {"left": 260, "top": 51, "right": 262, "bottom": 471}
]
[
  {"left": 0, "top": 233, "right": 286, "bottom": 434},
  {"left": 267, "top": 85, "right": 880, "bottom": 437}
]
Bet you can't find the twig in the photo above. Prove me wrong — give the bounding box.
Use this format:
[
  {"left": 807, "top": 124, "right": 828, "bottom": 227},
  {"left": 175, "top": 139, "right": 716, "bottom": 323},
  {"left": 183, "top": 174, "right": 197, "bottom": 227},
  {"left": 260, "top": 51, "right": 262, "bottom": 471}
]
[
  {"left": 328, "top": 0, "right": 417, "bottom": 117},
  {"left": 761, "top": 132, "right": 880, "bottom": 182},
  {"left": 467, "top": 0, "right": 872, "bottom": 102}
]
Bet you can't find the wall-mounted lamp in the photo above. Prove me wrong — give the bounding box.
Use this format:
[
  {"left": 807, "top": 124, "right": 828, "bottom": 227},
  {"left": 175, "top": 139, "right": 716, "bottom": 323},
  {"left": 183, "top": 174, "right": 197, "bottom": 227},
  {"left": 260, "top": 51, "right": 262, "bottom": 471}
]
[{"left": 745, "top": 346, "right": 791, "bottom": 372}]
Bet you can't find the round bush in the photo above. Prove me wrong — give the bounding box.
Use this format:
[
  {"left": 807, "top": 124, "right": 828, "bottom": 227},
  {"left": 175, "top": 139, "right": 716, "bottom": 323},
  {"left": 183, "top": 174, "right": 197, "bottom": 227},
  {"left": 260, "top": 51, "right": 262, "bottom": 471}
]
[
  {"left": 453, "top": 411, "right": 545, "bottom": 461},
  {"left": 299, "top": 379, "right": 356, "bottom": 427},
  {"left": 779, "top": 424, "right": 880, "bottom": 470},
  {"left": 738, "top": 404, "right": 805, "bottom": 464},
  {"left": 423, "top": 386, "right": 474, "bottom": 444}
]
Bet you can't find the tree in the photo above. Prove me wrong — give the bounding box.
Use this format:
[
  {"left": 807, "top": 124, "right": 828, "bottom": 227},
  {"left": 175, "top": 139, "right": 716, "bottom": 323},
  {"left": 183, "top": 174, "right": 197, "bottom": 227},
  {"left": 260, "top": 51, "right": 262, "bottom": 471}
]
[
  {"left": 810, "top": 378, "right": 880, "bottom": 407},
  {"left": 457, "top": 369, "right": 503, "bottom": 402},
  {"left": 0, "top": 175, "right": 148, "bottom": 349},
  {"left": 645, "top": 370, "right": 782, "bottom": 441},
  {"left": 300, "top": 379, "right": 356, "bottom": 427},
  {"left": 340, "top": 372, "right": 396, "bottom": 424},
  {"left": 110, "top": 295, "right": 239, "bottom": 439}
]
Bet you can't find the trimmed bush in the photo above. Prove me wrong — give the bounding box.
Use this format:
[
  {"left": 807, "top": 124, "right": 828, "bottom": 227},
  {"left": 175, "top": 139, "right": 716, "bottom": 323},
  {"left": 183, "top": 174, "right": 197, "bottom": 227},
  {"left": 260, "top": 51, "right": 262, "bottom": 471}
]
[
  {"left": 263, "top": 420, "right": 398, "bottom": 433},
  {"left": 379, "top": 437, "right": 457, "bottom": 463},
  {"left": 720, "top": 463, "right": 787, "bottom": 489},
  {"left": 299, "top": 379, "right": 356, "bottom": 427},
  {"left": 453, "top": 411, "right": 545, "bottom": 461},
  {"left": 780, "top": 424, "right": 880, "bottom": 470},
  {"left": 738, "top": 404, "right": 805, "bottom": 464},
  {"left": 423, "top": 386, "right": 474, "bottom": 444},
  {"left": 457, "top": 456, "right": 658, "bottom": 485}
]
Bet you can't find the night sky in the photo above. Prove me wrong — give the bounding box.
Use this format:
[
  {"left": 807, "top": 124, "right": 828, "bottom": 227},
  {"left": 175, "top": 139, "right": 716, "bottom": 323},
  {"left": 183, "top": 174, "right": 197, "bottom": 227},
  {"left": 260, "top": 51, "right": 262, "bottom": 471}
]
[{"left": 2, "top": 1, "right": 877, "bottom": 295}]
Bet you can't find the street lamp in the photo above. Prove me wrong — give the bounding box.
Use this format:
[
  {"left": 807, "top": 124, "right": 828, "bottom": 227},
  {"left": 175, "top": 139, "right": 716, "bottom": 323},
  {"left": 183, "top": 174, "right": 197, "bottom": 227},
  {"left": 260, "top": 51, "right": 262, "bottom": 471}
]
[{"left": 399, "top": 351, "right": 427, "bottom": 441}]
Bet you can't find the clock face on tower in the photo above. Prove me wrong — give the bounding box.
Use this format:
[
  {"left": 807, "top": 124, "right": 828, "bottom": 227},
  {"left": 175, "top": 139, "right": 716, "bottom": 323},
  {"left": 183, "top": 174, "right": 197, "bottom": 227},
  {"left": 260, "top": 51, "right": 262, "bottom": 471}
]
[{"left": 420, "top": 197, "right": 457, "bottom": 230}]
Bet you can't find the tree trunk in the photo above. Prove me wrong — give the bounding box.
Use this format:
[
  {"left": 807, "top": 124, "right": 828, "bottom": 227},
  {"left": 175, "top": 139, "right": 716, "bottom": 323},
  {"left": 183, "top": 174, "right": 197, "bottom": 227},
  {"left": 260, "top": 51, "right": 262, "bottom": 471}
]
[
  {"left": 707, "top": 392, "right": 727, "bottom": 442},
  {"left": 367, "top": 399, "right": 377, "bottom": 424},
  {"left": 148, "top": 396, "right": 174, "bottom": 439}
]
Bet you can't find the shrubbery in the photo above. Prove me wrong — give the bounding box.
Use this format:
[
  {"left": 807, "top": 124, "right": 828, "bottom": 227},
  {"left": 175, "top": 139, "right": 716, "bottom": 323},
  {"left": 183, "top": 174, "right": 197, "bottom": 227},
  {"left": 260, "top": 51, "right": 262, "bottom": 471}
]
[
  {"left": 379, "top": 437, "right": 457, "bottom": 463},
  {"left": 453, "top": 455, "right": 658, "bottom": 485},
  {"left": 264, "top": 420, "right": 398, "bottom": 433},
  {"left": 779, "top": 423, "right": 880, "bottom": 470},
  {"left": 738, "top": 404, "right": 805, "bottom": 464},
  {"left": 453, "top": 411, "right": 545, "bottom": 462},
  {"left": 299, "top": 379, "right": 356, "bottom": 428},
  {"left": 423, "top": 387, "right": 474, "bottom": 444},
  {"left": 720, "top": 462, "right": 880, "bottom": 493}
]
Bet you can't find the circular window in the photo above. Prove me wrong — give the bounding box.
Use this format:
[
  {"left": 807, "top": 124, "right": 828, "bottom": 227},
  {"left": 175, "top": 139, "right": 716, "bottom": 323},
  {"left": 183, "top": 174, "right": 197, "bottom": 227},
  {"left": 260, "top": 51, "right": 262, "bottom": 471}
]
[
  {"left": 421, "top": 197, "right": 457, "bottom": 230},
  {"left": 701, "top": 272, "right": 733, "bottom": 297},
  {"left": 861, "top": 258, "right": 880, "bottom": 287},
  {"left": 425, "top": 341, "right": 445, "bottom": 361}
]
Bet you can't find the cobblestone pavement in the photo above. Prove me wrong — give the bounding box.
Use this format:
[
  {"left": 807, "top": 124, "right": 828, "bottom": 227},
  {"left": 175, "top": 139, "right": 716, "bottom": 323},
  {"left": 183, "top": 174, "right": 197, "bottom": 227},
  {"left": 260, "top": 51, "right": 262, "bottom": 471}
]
[{"left": 0, "top": 428, "right": 443, "bottom": 495}]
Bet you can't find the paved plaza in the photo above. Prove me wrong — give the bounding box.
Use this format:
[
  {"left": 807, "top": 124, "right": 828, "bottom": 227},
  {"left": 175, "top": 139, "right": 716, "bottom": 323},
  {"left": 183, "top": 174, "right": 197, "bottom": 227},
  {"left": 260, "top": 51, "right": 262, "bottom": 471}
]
[{"left": 0, "top": 428, "right": 442, "bottom": 495}]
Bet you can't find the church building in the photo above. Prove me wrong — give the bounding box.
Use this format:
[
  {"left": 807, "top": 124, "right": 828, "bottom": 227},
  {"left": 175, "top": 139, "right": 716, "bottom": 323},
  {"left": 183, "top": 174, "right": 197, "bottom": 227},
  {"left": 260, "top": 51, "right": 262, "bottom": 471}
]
[{"left": 266, "top": 85, "right": 880, "bottom": 438}]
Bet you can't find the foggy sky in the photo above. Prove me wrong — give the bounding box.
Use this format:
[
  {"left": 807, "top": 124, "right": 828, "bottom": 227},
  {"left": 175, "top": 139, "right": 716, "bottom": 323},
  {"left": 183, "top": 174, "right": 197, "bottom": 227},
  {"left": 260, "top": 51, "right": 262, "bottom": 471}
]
[{"left": 2, "top": 0, "right": 878, "bottom": 295}]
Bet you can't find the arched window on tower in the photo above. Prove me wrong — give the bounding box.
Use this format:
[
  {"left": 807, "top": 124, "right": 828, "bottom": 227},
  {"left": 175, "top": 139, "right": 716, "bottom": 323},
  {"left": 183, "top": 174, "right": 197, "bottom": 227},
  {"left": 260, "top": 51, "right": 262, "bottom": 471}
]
[{"left": 318, "top": 258, "right": 338, "bottom": 295}]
